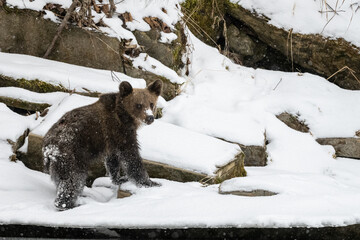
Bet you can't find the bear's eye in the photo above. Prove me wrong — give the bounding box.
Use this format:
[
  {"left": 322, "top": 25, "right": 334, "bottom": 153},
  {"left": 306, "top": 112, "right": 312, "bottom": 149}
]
[
  {"left": 136, "top": 104, "right": 142, "bottom": 110},
  {"left": 150, "top": 103, "right": 154, "bottom": 109}
]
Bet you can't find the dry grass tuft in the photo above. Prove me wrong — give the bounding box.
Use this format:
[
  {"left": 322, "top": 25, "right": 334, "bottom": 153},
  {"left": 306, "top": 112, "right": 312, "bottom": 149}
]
[{"left": 327, "top": 66, "right": 360, "bottom": 84}]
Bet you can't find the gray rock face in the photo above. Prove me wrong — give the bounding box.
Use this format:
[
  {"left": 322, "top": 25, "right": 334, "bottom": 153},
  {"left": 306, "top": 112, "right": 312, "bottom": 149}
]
[
  {"left": 133, "top": 29, "right": 174, "bottom": 68},
  {"left": 227, "top": 24, "right": 255, "bottom": 56},
  {"left": 240, "top": 144, "right": 267, "bottom": 167}
]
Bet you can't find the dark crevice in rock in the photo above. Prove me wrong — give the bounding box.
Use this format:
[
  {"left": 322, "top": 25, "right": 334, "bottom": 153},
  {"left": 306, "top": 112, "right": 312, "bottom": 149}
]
[
  {"left": 221, "top": 14, "right": 316, "bottom": 74},
  {"left": 7, "top": 105, "right": 36, "bottom": 116}
]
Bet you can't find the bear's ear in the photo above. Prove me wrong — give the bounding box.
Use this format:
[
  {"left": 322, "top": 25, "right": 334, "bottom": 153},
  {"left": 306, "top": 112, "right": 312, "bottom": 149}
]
[
  {"left": 147, "top": 80, "right": 162, "bottom": 96},
  {"left": 119, "top": 81, "right": 133, "bottom": 98}
]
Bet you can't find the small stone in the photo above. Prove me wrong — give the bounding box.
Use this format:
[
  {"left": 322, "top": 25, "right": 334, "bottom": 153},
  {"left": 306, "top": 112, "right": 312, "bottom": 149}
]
[
  {"left": 356, "top": 130, "right": 360, "bottom": 137},
  {"left": 219, "top": 189, "right": 277, "bottom": 197},
  {"left": 276, "top": 112, "right": 309, "bottom": 133},
  {"left": 117, "top": 189, "right": 132, "bottom": 199}
]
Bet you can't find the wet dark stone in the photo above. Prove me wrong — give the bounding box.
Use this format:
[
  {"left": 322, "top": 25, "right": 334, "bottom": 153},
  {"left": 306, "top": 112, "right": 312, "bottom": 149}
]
[{"left": 1, "top": 224, "right": 360, "bottom": 239}]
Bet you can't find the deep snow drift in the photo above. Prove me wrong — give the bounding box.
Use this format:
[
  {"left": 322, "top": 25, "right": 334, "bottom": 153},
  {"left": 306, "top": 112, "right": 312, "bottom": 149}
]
[{"left": 0, "top": 0, "right": 360, "bottom": 229}]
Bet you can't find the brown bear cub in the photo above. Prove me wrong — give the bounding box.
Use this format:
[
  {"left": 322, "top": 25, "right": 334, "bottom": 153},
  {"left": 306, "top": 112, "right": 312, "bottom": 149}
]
[{"left": 42, "top": 80, "right": 162, "bottom": 211}]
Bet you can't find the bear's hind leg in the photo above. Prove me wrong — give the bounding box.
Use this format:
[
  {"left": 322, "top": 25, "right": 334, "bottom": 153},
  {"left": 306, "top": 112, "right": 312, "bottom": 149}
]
[{"left": 54, "top": 173, "right": 86, "bottom": 211}]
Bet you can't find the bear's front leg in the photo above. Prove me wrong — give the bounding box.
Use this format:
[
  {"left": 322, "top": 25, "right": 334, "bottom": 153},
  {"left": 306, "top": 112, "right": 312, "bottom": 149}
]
[
  {"left": 105, "top": 154, "right": 128, "bottom": 185},
  {"left": 120, "top": 149, "right": 161, "bottom": 187}
]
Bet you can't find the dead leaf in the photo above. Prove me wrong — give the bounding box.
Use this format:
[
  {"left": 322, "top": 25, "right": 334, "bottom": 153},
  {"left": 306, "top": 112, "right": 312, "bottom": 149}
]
[
  {"left": 143, "top": 16, "right": 172, "bottom": 33},
  {"left": 122, "top": 12, "right": 133, "bottom": 22},
  {"left": 101, "top": 4, "right": 109, "bottom": 15}
]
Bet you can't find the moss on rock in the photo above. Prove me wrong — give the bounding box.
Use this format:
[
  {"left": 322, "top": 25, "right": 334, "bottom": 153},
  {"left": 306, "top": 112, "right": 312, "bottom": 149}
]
[
  {"left": 181, "top": 0, "right": 227, "bottom": 46},
  {"left": 0, "top": 74, "right": 68, "bottom": 93}
]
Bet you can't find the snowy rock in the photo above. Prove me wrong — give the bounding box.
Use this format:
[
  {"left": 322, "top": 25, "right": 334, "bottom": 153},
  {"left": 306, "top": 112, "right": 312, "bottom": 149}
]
[
  {"left": 21, "top": 94, "right": 245, "bottom": 183},
  {"left": 0, "top": 95, "right": 50, "bottom": 113},
  {"left": 317, "top": 138, "right": 360, "bottom": 159},
  {"left": 23, "top": 131, "right": 245, "bottom": 183},
  {"left": 24, "top": 132, "right": 44, "bottom": 172},
  {"left": 0, "top": 9, "right": 182, "bottom": 100},
  {"left": 8, "top": 128, "right": 29, "bottom": 153},
  {"left": 143, "top": 159, "right": 207, "bottom": 183},
  {"left": 240, "top": 144, "right": 267, "bottom": 167},
  {"left": 133, "top": 22, "right": 186, "bottom": 73},
  {"left": 134, "top": 29, "right": 174, "bottom": 68},
  {"left": 276, "top": 112, "right": 309, "bottom": 133}
]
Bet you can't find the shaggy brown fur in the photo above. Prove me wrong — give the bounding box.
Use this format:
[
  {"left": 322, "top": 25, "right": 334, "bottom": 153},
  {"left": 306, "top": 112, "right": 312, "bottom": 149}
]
[{"left": 42, "top": 80, "right": 162, "bottom": 210}]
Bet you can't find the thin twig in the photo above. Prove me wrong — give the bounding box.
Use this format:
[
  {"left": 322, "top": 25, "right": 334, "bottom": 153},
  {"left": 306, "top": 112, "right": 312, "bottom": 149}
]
[
  {"left": 182, "top": 10, "right": 219, "bottom": 48},
  {"left": 94, "top": 36, "right": 119, "bottom": 54},
  {"left": 290, "top": 29, "right": 294, "bottom": 72},
  {"left": 111, "top": 71, "right": 121, "bottom": 82},
  {"left": 43, "top": 0, "right": 78, "bottom": 58},
  {"left": 273, "top": 78, "right": 283, "bottom": 90},
  {"left": 286, "top": 28, "right": 294, "bottom": 71}
]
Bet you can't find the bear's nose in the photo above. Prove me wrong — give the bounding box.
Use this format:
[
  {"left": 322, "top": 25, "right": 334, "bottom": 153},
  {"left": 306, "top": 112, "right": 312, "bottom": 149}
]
[{"left": 145, "top": 115, "right": 154, "bottom": 124}]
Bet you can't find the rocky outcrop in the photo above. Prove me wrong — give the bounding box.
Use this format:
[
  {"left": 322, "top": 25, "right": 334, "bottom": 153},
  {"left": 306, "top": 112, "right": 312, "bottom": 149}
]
[
  {"left": 181, "top": 0, "right": 360, "bottom": 89},
  {"left": 0, "top": 8, "right": 185, "bottom": 100},
  {"left": 226, "top": 3, "right": 360, "bottom": 90}
]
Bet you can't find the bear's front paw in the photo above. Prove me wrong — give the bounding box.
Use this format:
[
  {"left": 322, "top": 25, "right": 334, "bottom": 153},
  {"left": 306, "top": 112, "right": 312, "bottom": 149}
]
[{"left": 143, "top": 180, "right": 161, "bottom": 188}]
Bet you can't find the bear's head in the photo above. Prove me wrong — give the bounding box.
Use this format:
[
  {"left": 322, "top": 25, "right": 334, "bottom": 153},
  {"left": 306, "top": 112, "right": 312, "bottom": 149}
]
[{"left": 119, "top": 80, "right": 162, "bottom": 126}]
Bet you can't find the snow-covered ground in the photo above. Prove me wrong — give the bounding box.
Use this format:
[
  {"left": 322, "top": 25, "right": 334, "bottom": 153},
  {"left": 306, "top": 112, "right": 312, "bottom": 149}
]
[
  {"left": 1, "top": 0, "right": 360, "bottom": 229},
  {"left": 231, "top": 0, "right": 360, "bottom": 47}
]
